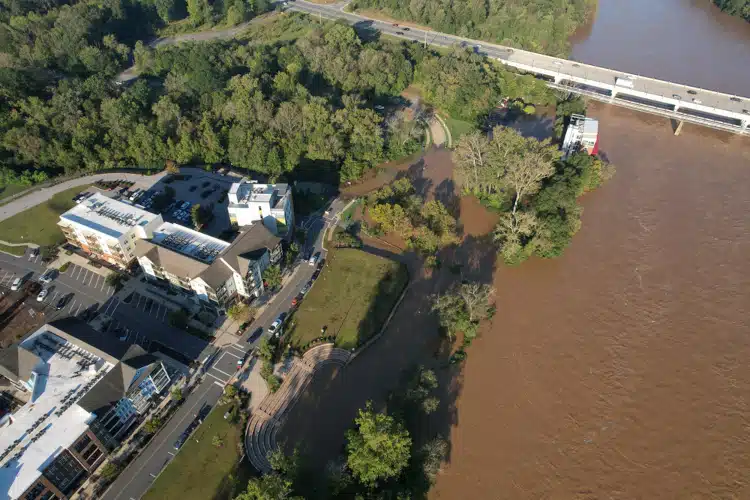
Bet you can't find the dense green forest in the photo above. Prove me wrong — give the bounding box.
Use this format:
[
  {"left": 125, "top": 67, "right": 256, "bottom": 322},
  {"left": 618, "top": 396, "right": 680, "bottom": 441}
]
[
  {"left": 350, "top": 0, "right": 597, "bottom": 56},
  {"left": 0, "top": 8, "right": 561, "bottom": 187},
  {"left": 713, "top": 0, "right": 750, "bottom": 21}
]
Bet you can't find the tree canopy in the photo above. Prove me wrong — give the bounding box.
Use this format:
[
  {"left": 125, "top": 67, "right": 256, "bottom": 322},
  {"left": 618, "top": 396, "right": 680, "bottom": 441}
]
[
  {"left": 713, "top": 0, "right": 750, "bottom": 21},
  {"left": 350, "top": 0, "right": 596, "bottom": 56},
  {"left": 346, "top": 401, "right": 412, "bottom": 487}
]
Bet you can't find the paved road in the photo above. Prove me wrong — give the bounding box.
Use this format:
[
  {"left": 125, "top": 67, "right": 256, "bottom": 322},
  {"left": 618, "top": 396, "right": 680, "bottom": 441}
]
[
  {"left": 0, "top": 249, "right": 114, "bottom": 321},
  {"left": 102, "top": 208, "right": 336, "bottom": 499},
  {"left": 103, "top": 377, "right": 223, "bottom": 500},
  {"left": 0, "top": 171, "right": 165, "bottom": 223},
  {"left": 289, "top": 0, "right": 750, "bottom": 120}
]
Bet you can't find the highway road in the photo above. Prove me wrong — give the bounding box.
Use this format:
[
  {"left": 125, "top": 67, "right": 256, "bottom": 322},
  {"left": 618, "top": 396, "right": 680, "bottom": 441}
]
[
  {"left": 289, "top": 0, "right": 750, "bottom": 121},
  {"left": 102, "top": 208, "right": 337, "bottom": 499}
]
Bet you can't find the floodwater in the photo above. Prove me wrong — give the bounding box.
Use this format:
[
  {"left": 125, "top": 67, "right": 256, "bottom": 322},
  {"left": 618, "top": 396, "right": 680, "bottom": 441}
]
[
  {"left": 570, "top": 0, "right": 750, "bottom": 96},
  {"left": 430, "top": 105, "right": 750, "bottom": 498}
]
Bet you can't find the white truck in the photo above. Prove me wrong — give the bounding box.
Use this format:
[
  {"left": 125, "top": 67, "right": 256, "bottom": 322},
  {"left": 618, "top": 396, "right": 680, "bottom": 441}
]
[{"left": 615, "top": 77, "right": 635, "bottom": 89}]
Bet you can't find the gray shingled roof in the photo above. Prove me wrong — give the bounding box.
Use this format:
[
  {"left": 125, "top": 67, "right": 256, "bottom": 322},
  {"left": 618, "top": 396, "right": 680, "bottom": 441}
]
[
  {"left": 198, "top": 224, "right": 281, "bottom": 288},
  {"left": 134, "top": 239, "right": 209, "bottom": 279},
  {"left": 0, "top": 346, "right": 41, "bottom": 385}
]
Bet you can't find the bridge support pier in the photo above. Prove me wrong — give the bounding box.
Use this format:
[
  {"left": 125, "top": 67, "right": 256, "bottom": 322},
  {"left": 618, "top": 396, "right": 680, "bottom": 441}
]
[
  {"left": 609, "top": 90, "right": 617, "bottom": 103},
  {"left": 554, "top": 75, "right": 562, "bottom": 84},
  {"left": 742, "top": 119, "right": 749, "bottom": 131},
  {"left": 674, "top": 120, "right": 685, "bottom": 136}
]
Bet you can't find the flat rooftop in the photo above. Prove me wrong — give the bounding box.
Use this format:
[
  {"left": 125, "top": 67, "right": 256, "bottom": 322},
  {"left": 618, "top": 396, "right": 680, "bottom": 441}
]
[
  {"left": 151, "top": 222, "right": 229, "bottom": 264},
  {"left": 231, "top": 181, "right": 289, "bottom": 207},
  {"left": 0, "top": 330, "right": 111, "bottom": 499},
  {"left": 59, "top": 192, "right": 159, "bottom": 239}
]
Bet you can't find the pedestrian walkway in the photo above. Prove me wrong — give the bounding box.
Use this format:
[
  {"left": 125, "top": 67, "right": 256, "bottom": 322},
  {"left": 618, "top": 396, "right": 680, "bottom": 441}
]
[{"left": 244, "top": 344, "right": 351, "bottom": 473}]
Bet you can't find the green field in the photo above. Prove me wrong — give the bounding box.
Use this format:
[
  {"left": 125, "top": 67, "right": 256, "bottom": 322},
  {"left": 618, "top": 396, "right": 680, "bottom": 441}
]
[
  {"left": 444, "top": 116, "right": 478, "bottom": 141},
  {"left": 0, "top": 184, "right": 29, "bottom": 203},
  {"left": 0, "top": 185, "right": 91, "bottom": 247},
  {"left": 0, "top": 243, "right": 26, "bottom": 256},
  {"left": 287, "top": 248, "right": 408, "bottom": 350},
  {"left": 143, "top": 402, "right": 247, "bottom": 500}
]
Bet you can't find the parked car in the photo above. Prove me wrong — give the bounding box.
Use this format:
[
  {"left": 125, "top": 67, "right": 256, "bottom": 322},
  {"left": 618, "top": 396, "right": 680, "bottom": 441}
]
[
  {"left": 248, "top": 327, "right": 263, "bottom": 343},
  {"left": 300, "top": 283, "right": 311, "bottom": 296},
  {"left": 268, "top": 318, "right": 282, "bottom": 337},
  {"left": 687, "top": 89, "right": 697, "bottom": 95},
  {"left": 312, "top": 270, "right": 321, "bottom": 280},
  {"left": 308, "top": 252, "right": 320, "bottom": 266},
  {"left": 39, "top": 269, "right": 56, "bottom": 285},
  {"left": 10, "top": 276, "right": 23, "bottom": 291},
  {"left": 291, "top": 293, "right": 303, "bottom": 307},
  {"left": 174, "top": 435, "right": 187, "bottom": 450},
  {"left": 30, "top": 247, "right": 39, "bottom": 257},
  {"left": 37, "top": 288, "right": 49, "bottom": 302},
  {"left": 55, "top": 294, "right": 71, "bottom": 311},
  {"left": 237, "top": 355, "right": 246, "bottom": 367}
]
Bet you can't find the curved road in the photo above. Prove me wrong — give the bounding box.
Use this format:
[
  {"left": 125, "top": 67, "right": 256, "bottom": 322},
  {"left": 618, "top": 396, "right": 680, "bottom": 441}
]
[{"left": 0, "top": 171, "right": 166, "bottom": 223}]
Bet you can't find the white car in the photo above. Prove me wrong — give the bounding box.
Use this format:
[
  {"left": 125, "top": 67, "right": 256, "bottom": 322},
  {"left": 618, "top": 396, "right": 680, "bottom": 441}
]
[
  {"left": 268, "top": 319, "right": 282, "bottom": 337},
  {"left": 39, "top": 269, "right": 56, "bottom": 285},
  {"left": 37, "top": 288, "right": 49, "bottom": 302},
  {"left": 308, "top": 253, "right": 319, "bottom": 266},
  {"left": 10, "top": 277, "right": 23, "bottom": 291}
]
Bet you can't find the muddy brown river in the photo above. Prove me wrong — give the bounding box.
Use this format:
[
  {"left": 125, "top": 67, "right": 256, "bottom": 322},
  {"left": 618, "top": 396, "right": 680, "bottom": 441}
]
[{"left": 283, "top": 2, "right": 750, "bottom": 497}]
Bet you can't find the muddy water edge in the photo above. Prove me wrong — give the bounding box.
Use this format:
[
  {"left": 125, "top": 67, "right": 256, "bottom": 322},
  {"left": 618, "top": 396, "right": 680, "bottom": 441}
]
[{"left": 430, "top": 104, "right": 750, "bottom": 498}]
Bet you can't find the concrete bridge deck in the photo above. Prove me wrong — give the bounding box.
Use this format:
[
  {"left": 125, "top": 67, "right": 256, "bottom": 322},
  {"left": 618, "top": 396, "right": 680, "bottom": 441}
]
[{"left": 290, "top": 0, "right": 749, "bottom": 135}]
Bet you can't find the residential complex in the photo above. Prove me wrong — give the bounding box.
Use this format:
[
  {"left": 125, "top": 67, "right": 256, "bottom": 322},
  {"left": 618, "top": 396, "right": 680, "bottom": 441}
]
[
  {"left": 0, "top": 318, "right": 172, "bottom": 500},
  {"left": 58, "top": 193, "right": 164, "bottom": 269},
  {"left": 227, "top": 180, "right": 294, "bottom": 236},
  {"left": 135, "top": 223, "right": 281, "bottom": 308}
]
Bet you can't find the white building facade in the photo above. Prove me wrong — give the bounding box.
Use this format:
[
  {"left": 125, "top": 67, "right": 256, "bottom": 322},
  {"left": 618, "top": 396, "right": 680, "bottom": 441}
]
[
  {"left": 227, "top": 180, "right": 294, "bottom": 236},
  {"left": 58, "top": 193, "right": 163, "bottom": 269}
]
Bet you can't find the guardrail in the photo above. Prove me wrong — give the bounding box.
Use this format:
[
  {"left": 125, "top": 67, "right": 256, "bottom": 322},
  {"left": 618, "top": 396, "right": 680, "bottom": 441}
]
[{"left": 549, "top": 83, "right": 750, "bottom": 135}]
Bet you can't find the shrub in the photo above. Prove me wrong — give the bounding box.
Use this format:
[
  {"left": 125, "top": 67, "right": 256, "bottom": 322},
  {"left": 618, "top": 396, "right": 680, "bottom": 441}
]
[{"left": 59, "top": 262, "right": 70, "bottom": 272}]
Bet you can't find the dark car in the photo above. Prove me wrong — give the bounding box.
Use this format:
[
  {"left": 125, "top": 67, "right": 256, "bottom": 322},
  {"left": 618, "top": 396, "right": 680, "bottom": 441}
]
[
  {"left": 30, "top": 247, "right": 39, "bottom": 258},
  {"left": 311, "top": 269, "right": 321, "bottom": 280},
  {"left": 55, "top": 294, "right": 71, "bottom": 311},
  {"left": 403, "top": 27, "right": 410, "bottom": 31},
  {"left": 687, "top": 89, "right": 697, "bottom": 95},
  {"left": 396, "top": 31, "right": 404, "bottom": 35},
  {"left": 174, "top": 435, "right": 187, "bottom": 450},
  {"left": 247, "top": 327, "right": 263, "bottom": 343},
  {"left": 730, "top": 96, "right": 742, "bottom": 103}
]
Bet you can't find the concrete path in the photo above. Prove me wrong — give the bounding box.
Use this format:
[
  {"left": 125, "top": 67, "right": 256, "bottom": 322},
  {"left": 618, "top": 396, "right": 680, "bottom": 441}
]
[{"left": 0, "top": 171, "right": 165, "bottom": 222}]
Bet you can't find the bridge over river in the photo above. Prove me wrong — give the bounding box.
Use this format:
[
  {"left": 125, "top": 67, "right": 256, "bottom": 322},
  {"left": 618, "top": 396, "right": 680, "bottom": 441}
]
[{"left": 290, "top": 0, "right": 750, "bottom": 136}]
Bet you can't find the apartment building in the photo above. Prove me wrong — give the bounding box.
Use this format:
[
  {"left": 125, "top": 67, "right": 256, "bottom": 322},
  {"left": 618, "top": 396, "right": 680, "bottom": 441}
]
[
  {"left": 58, "top": 193, "right": 163, "bottom": 269},
  {"left": 0, "top": 318, "right": 172, "bottom": 500},
  {"left": 135, "top": 222, "right": 281, "bottom": 308},
  {"left": 227, "top": 180, "right": 294, "bottom": 236}
]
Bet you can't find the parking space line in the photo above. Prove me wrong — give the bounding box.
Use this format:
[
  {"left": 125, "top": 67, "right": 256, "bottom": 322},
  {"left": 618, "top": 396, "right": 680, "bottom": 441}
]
[
  {"left": 223, "top": 350, "right": 242, "bottom": 359},
  {"left": 68, "top": 299, "right": 77, "bottom": 313},
  {"left": 75, "top": 303, "right": 84, "bottom": 316},
  {"left": 73, "top": 266, "right": 83, "bottom": 280},
  {"left": 92, "top": 275, "right": 101, "bottom": 288},
  {"left": 100, "top": 279, "right": 107, "bottom": 291},
  {"left": 80, "top": 269, "right": 90, "bottom": 282},
  {"left": 71, "top": 266, "right": 81, "bottom": 279},
  {"left": 50, "top": 291, "right": 59, "bottom": 303},
  {"left": 229, "top": 343, "right": 246, "bottom": 353},
  {"left": 34, "top": 255, "right": 41, "bottom": 264},
  {"left": 213, "top": 380, "right": 225, "bottom": 387},
  {"left": 107, "top": 286, "right": 114, "bottom": 296},
  {"left": 86, "top": 272, "right": 96, "bottom": 286}
]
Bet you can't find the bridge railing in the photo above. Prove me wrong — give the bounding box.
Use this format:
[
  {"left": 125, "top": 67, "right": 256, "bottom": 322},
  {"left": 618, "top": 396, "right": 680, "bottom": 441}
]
[{"left": 548, "top": 83, "right": 749, "bottom": 135}]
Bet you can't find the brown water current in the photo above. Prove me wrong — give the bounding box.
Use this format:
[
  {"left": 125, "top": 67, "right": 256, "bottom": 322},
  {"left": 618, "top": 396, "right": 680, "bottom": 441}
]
[{"left": 430, "top": 105, "right": 750, "bottom": 498}]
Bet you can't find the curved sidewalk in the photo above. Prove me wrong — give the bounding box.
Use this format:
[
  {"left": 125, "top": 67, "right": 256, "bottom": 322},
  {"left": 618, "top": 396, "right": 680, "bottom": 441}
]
[{"left": 244, "top": 344, "right": 351, "bottom": 473}]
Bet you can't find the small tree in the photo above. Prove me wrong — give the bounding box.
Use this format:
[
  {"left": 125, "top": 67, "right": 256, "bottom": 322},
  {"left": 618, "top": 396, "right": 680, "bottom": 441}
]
[
  {"left": 98, "top": 462, "right": 123, "bottom": 483},
  {"left": 171, "top": 387, "right": 184, "bottom": 402},
  {"left": 165, "top": 159, "right": 179, "bottom": 174},
  {"left": 235, "top": 474, "right": 299, "bottom": 500},
  {"left": 212, "top": 434, "right": 224, "bottom": 448},
  {"left": 227, "top": 303, "right": 255, "bottom": 323},
  {"left": 346, "top": 401, "right": 411, "bottom": 487},
  {"left": 105, "top": 273, "right": 126, "bottom": 290},
  {"left": 257, "top": 338, "right": 274, "bottom": 361},
  {"left": 262, "top": 264, "right": 282, "bottom": 290},
  {"left": 143, "top": 417, "right": 163, "bottom": 434}
]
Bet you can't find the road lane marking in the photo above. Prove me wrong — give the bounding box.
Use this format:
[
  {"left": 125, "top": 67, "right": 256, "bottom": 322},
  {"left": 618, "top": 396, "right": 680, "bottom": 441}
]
[
  {"left": 205, "top": 372, "right": 227, "bottom": 384},
  {"left": 212, "top": 366, "right": 233, "bottom": 378},
  {"left": 167, "top": 451, "right": 175, "bottom": 456},
  {"left": 229, "top": 343, "right": 246, "bottom": 353},
  {"left": 214, "top": 380, "right": 225, "bottom": 387}
]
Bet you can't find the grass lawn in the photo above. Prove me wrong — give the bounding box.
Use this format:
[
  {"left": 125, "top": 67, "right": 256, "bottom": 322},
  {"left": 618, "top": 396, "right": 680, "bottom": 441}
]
[
  {"left": 143, "top": 402, "right": 247, "bottom": 500},
  {"left": 0, "top": 243, "right": 26, "bottom": 256},
  {"left": 0, "top": 184, "right": 29, "bottom": 203},
  {"left": 0, "top": 185, "right": 91, "bottom": 247},
  {"left": 444, "top": 116, "right": 478, "bottom": 141},
  {"left": 287, "top": 247, "right": 408, "bottom": 350}
]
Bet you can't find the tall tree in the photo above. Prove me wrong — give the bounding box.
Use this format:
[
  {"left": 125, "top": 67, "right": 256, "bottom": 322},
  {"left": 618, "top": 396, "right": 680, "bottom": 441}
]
[{"left": 346, "top": 402, "right": 411, "bottom": 487}]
